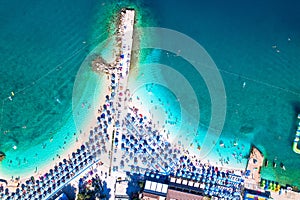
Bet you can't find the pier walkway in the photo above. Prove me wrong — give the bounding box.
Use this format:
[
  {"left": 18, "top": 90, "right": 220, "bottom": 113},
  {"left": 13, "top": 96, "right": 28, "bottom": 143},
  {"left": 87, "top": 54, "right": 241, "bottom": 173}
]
[
  {"left": 244, "top": 146, "right": 264, "bottom": 186},
  {"left": 108, "top": 8, "right": 135, "bottom": 175}
]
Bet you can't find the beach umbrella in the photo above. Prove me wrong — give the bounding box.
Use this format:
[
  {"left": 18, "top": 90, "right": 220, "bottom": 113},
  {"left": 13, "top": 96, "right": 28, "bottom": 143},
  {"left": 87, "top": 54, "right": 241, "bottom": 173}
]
[
  {"left": 13, "top": 193, "right": 18, "bottom": 199},
  {"left": 15, "top": 188, "right": 21, "bottom": 195},
  {"left": 33, "top": 185, "right": 38, "bottom": 191},
  {"left": 77, "top": 148, "right": 82, "bottom": 154},
  {"left": 122, "top": 134, "right": 126, "bottom": 141},
  {"left": 29, "top": 190, "right": 34, "bottom": 196},
  {"left": 24, "top": 193, "right": 29, "bottom": 199},
  {"left": 34, "top": 192, "right": 40, "bottom": 199},
  {"left": 125, "top": 139, "right": 130, "bottom": 146},
  {"left": 142, "top": 158, "right": 147, "bottom": 165},
  {"left": 130, "top": 135, "right": 134, "bottom": 142}
]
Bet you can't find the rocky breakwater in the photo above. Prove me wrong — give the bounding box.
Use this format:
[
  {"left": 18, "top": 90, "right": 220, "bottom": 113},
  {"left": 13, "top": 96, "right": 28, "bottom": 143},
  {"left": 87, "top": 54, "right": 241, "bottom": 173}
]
[{"left": 0, "top": 151, "right": 5, "bottom": 162}]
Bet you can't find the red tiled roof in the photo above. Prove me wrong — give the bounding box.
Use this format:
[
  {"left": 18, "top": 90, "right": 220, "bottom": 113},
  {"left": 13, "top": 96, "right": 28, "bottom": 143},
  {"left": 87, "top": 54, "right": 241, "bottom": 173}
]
[
  {"left": 142, "top": 192, "right": 160, "bottom": 200},
  {"left": 166, "top": 189, "right": 204, "bottom": 200}
]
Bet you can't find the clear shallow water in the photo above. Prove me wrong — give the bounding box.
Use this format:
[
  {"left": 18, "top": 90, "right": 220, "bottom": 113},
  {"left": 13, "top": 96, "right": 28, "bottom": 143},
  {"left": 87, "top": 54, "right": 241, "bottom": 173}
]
[{"left": 0, "top": 0, "right": 300, "bottom": 188}]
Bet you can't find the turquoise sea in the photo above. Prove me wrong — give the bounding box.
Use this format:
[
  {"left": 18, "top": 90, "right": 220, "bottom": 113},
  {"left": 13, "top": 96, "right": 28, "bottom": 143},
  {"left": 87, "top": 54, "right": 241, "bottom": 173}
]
[
  {"left": 0, "top": 0, "right": 300, "bottom": 188},
  {"left": 140, "top": 0, "right": 300, "bottom": 187},
  {"left": 0, "top": 0, "right": 138, "bottom": 178}
]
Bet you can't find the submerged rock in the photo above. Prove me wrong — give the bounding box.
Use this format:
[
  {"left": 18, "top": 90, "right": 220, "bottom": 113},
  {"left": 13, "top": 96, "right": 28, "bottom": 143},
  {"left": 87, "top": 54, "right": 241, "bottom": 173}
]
[{"left": 240, "top": 125, "right": 254, "bottom": 134}]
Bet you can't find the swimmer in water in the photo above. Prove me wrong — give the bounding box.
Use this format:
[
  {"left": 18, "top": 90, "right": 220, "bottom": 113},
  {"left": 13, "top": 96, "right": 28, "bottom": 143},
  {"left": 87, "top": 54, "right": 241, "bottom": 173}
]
[
  {"left": 56, "top": 98, "right": 62, "bottom": 104},
  {"left": 242, "top": 82, "right": 246, "bottom": 88}
]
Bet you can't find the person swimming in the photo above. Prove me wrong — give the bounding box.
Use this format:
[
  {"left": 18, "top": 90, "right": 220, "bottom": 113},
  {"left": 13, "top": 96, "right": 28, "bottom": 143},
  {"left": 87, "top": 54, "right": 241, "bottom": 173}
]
[{"left": 56, "top": 97, "right": 62, "bottom": 104}]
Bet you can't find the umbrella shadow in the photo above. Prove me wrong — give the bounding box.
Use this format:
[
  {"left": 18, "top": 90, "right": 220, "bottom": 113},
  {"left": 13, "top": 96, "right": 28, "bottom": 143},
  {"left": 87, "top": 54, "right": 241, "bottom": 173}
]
[
  {"left": 61, "top": 183, "right": 77, "bottom": 200},
  {"left": 101, "top": 181, "right": 111, "bottom": 199}
]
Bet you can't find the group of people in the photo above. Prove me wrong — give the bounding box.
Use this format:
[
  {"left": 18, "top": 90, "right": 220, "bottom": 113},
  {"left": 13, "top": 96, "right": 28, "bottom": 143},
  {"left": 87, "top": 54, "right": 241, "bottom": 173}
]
[
  {"left": 0, "top": 145, "right": 95, "bottom": 200},
  {"left": 170, "top": 155, "right": 243, "bottom": 199}
]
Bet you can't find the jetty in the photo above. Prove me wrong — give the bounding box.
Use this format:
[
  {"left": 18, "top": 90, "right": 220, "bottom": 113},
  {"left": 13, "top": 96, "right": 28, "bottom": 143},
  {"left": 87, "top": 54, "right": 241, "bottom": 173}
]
[
  {"left": 245, "top": 146, "right": 264, "bottom": 185},
  {"left": 108, "top": 8, "right": 135, "bottom": 175},
  {"left": 292, "top": 114, "right": 300, "bottom": 154}
]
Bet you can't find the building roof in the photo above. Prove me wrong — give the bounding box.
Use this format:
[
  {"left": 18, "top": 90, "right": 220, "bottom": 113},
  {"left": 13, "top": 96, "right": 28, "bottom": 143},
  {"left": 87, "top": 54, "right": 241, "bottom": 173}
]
[
  {"left": 115, "top": 180, "right": 129, "bottom": 199},
  {"left": 55, "top": 193, "right": 69, "bottom": 200},
  {"left": 144, "top": 180, "right": 168, "bottom": 197},
  {"left": 166, "top": 189, "right": 204, "bottom": 200},
  {"left": 244, "top": 189, "right": 270, "bottom": 200},
  {"left": 142, "top": 192, "right": 164, "bottom": 200},
  {"left": 244, "top": 193, "right": 268, "bottom": 200}
]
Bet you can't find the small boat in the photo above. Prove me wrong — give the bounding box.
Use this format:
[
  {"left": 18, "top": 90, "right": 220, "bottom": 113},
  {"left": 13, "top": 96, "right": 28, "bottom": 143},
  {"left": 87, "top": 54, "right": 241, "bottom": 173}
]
[
  {"left": 273, "top": 161, "right": 277, "bottom": 168},
  {"left": 242, "top": 82, "right": 246, "bottom": 88},
  {"left": 280, "top": 162, "right": 286, "bottom": 170},
  {"left": 264, "top": 159, "right": 268, "bottom": 167}
]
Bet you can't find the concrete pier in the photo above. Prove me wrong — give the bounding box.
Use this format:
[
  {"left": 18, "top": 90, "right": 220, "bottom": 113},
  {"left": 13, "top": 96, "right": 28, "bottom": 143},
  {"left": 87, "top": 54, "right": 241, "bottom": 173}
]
[
  {"left": 109, "top": 8, "right": 135, "bottom": 175},
  {"left": 244, "top": 146, "right": 264, "bottom": 185},
  {"left": 117, "top": 8, "right": 135, "bottom": 80}
]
